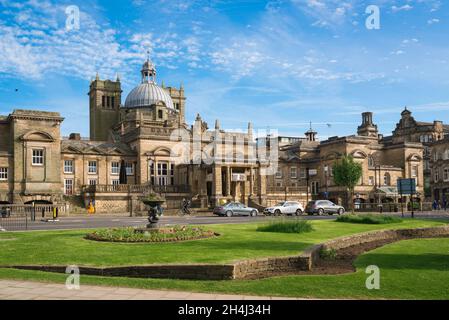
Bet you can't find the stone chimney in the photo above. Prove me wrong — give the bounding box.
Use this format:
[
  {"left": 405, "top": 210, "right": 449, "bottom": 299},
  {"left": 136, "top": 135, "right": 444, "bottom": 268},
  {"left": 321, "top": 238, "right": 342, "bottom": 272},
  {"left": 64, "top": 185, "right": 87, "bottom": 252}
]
[{"left": 69, "top": 133, "right": 81, "bottom": 141}]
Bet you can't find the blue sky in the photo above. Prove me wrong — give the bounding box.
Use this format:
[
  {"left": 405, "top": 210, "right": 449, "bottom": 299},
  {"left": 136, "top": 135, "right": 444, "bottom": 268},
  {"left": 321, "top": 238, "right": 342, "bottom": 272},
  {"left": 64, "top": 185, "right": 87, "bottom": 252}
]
[{"left": 1, "top": 0, "right": 448, "bottom": 139}]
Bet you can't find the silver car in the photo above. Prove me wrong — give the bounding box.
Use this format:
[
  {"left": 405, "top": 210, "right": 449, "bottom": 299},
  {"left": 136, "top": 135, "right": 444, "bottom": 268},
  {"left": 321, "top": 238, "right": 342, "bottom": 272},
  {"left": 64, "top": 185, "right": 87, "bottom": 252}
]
[
  {"left": 213, "top": 202, "right": 258, "bottom": 217},
  {"left": 305, "top": 200, "right": 345, "bottom": 215}
]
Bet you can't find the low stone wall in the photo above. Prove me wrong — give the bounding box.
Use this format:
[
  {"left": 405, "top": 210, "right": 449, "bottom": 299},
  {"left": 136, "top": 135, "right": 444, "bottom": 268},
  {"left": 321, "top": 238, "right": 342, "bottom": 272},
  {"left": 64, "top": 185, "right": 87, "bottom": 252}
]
[
  {"left": 12, "top": 264, "right": 235, "bottom": 281},
  {"left": 9, "top": 225, "right": 449, "bottom": 280}
]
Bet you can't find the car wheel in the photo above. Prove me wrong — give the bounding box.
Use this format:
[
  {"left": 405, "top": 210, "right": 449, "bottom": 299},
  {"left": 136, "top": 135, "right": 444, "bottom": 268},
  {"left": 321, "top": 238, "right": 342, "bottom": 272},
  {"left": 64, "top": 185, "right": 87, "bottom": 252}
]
[
  {"left": 251, "top": 210, "right": 257, "bottom": 217},
  {"left": 296, "top": 209, "right": 303, "bottom": 216},
  {"left": 226, "top": 211, "right": 233, "bottom": 217},
  {"left": 338, "top": 208, "right": 344, "bottom": 215},
  {"left": 318, "top": 208, "right": 324, "bottom": 215},
  {"left": 275, "top": 209, "right": 281, "bottom": 216}
]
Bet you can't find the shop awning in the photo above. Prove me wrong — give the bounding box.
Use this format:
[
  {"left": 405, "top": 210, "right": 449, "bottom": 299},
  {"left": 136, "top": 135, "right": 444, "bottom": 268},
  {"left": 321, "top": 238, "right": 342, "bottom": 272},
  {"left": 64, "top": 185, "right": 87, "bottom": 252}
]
[{"left": 376, "top": 187, "right": 399, "bottom": 197}]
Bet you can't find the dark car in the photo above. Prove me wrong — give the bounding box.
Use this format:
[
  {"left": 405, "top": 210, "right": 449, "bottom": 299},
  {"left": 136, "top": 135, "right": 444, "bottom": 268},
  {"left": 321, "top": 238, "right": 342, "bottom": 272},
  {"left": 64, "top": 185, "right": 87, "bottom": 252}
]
[
  {"left": 213, "top": 202, "right": 258, "bottom": 217},
  {"left": 305, "top": 200, "right": 345, "bottom": 215}
]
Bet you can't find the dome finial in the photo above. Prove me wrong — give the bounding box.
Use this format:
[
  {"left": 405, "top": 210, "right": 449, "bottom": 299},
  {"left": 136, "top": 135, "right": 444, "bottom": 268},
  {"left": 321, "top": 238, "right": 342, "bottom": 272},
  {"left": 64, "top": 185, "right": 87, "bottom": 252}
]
[{"left": 141, "top": 52, "right": 156, "bottom": 83}]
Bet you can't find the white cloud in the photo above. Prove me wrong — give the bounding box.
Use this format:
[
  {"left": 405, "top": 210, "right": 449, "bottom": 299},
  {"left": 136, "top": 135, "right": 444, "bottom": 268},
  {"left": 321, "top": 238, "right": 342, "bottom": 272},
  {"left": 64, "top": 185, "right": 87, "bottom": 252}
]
[
  {"left": 391, "top": 5, "right": 413, "bottom": 13},
  {"left": 428, "top": 18, "right": 440, "bottom": 25}
]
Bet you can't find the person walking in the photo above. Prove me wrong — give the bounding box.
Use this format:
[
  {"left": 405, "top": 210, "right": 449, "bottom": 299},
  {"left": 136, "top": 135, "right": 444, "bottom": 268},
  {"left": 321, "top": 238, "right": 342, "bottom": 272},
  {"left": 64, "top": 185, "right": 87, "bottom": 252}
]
[
  {"left": 433, "top": 199, "right": 438, "bottom": 211},
  {"left": 443, "top": 198, "right": 447, "bottom": 211}
]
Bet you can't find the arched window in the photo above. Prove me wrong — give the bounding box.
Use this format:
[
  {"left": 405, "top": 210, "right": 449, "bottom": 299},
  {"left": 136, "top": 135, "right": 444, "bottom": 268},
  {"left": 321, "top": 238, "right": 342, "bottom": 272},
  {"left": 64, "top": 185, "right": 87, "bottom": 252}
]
[{"left": 368, "top": 156, "right": 374, "bottom": 167}]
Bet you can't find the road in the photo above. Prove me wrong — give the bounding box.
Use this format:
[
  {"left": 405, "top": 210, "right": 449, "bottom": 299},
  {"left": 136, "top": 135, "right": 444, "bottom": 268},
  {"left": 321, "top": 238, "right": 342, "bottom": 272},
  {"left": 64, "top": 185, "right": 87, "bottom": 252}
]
[
  {"left": 2, "top": 213, "right": 336, "bottom": 231},
  {"left": 1, "top": 211, "right": 448, "bottom": 232}
]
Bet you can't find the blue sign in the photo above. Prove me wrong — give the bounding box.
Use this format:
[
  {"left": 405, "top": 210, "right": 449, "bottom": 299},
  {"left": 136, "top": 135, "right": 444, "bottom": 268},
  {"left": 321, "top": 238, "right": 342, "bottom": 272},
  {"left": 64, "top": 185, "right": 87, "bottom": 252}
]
[{"left": 397, "top": 178, "right": 416, "bottom": 195}]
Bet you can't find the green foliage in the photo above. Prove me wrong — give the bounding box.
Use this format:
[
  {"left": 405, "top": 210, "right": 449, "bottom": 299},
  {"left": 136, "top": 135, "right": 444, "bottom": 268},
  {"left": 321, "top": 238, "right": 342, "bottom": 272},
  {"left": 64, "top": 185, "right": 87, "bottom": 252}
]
[
  {"left": 86, "top": 226, "right": 215, "bottom": 243},
  {"left": 257, "top": 219, "right": 314, "bottom": 234},
  {"left": 336, "top": 214, "right": 403, "bottom": 224},
  {"left": 319, "top": 247, "right": 337, "bottom": 260},
  {"left": 333, "top": 155, "right": 363, "bottom": 191}
]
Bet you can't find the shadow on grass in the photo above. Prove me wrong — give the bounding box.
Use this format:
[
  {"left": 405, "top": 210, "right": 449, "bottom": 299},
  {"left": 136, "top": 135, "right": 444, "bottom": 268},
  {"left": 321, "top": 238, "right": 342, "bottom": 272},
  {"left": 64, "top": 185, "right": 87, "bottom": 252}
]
[{"left": 356, "top": 253, "right": 449, "bottom": 271}]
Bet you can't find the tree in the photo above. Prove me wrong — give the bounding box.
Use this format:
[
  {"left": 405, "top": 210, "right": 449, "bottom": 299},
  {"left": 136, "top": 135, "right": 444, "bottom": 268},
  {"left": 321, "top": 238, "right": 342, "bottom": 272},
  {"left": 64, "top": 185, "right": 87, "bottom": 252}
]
[{"left": 333, "top": 155, "right": 363, "bottom": 213}]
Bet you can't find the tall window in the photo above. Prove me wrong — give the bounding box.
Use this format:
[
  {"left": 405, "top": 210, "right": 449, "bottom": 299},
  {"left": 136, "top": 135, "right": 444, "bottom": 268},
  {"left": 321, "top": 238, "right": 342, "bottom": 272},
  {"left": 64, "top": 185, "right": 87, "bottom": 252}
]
[
  {"left": 435, "top": 170, "right": 440, "bottom": 183},
  {"left": 444, "top": 168, "right": 449, "bottom": 182},
  {"left": 0, "top": 168, "right": 8, "bottom": 180},
  {"left": 32, "top": 149, "right": 44, "bottom": 165},
  {"left": 411, "top": 165, "right": 418, "bottom": 178},
  {"left": 383, "top": 173, "right": 391, "bottom": 186},
  {"left": 111, "top": 162, "right": 120, "bottom": 175},
  {"left": 299, "top": 168, "right": 306, "bottom": 179},
  {"left": 64, "top": 179, "right": 73, "bottom": 195},
  {"left": 158, "top": 109, "right": 163, "bottom": 119},
  {"left": 170, "top": 164, "right": 175, "bottom": 185},
  {"left": 64, "top": 160, "right": 73, "bottom": 173},
  {"left": 157, "top": 162, "right": 169, "bottom": 186},
  {"left": 311, "top": 181, "right": 319, "bottom": 195},
  {"left": 290, "top": 167, "right": 297, "bottom": 179},
  {"left": 125, "top": 162, "right": 134, "bottom": 176},
  {"left": 149, "top": 162, "right": 155, "bottom": 185},
  {"left": 88, "top": 161, "right": 97, "bottom": 174},
  {"left": 368, "top": 156, "right": 374, "bottom": 167},
  {"left": 102, "top": 96, "right": 106, "bottom": 107},
  {"left": 275, "top": 168, "right": 282, "bottom": 179}
]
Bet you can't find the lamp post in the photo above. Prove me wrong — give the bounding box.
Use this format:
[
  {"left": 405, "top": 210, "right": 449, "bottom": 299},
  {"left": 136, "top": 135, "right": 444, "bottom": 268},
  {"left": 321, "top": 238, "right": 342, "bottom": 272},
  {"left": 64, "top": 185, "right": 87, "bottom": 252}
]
[{"left": 324, "top": 165, "right": 329, "bottom": 200}]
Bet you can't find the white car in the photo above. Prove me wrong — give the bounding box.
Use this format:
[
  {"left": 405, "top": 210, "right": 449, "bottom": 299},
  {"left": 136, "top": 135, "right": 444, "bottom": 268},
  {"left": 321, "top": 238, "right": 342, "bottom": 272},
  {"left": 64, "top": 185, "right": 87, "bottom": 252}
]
[{"left": 264, "top": 201, "right": 304, "bottom": 216}]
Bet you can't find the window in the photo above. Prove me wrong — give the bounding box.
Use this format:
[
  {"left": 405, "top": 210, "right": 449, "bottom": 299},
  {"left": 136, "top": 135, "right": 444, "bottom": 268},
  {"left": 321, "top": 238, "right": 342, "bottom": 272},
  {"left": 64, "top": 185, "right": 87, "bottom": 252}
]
[
  {"left": 383, "top": 173, "right": 391, "bottom": 186},
  {"left": 125, "top": 162, "right": 134, "bottom": 176},
  {"left": 368, "top": 176, "right": 374, "bottom": 186},
  {"left": 32, "top": 149, "right": 44, "bottom": 165},
  {"left": 368, "top": 156, "right": 374, "bottom": 167},
  {"left": 311, "top": 181, "right": 319, "bottom": 195},
  {"left": 444, "top": 168, "right": 449, "bottom": 182},
  {"left": 88, "top": 179, "right": 97, "bottom": 186},
  {"left": 158, "top": 109, "right": 163, "bottom": 119},
  {"left": 170, "top": 164, "right": 175, "bottom": 185},
  {"left": 111, "top": 96, "right": 115, "bottom": 108},
  {"left": 64, "top": 179, "right": 73, "bottom": 195},
  {"left": 149, "top": 162, "right": 155, "bottom": 185},
  {"left": 157, "top": 162, "right": 169, "bottom": 186},
  {"left": 111, "top": 162, "right": 120, "bottom": 175},
  {"left": 434, "top": 170, "right": 439, "bottom": 183},
  {"left": 411, "top": 165, "right": 418, "bottom": 178},
  {"left": 0, "top": 168, "right": 8, "bottom": 180},
  {"left": 299, "top": 168, "right": 306, "bottom": 179},
  {"left": 111, "top": 179, "right": 120, "bottom": 186},
  {"left": 275, "top": 168, "right": 282, "bottom": 179},
  {"left": 64, "top": 160, "right": 73, "bottom": 173},
  {"left": 88, "top": 161, "right": 97, "bottom": 174},
  {"left": 290, "top": 167, "right": 297, "bottom": 179},
  {"left": 102, "top": 96, "right": 106, "bottom": 107}
]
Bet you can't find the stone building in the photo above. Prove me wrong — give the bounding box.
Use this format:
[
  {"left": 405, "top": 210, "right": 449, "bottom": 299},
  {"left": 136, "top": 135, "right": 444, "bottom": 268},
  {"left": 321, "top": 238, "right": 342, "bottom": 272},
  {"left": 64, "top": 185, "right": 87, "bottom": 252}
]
[
  {"left": 264, "top": 111, "right": 426, "bottom": 208},
  {"left": 0, "top": 58, "right": 268, "bottom": 213},
  {"left": 429, "top": 137, "right": 449, "bottom": 203},
  {"left": 0, "top": 56, "right": 444, "bottom": 213}
]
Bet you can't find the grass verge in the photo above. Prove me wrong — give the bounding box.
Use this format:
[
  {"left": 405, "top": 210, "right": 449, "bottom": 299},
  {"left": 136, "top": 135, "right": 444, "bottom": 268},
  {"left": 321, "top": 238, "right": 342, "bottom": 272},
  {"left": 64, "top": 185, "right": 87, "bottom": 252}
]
[{"left": 336, "top": 214, "right": 403, "bottom": 224}]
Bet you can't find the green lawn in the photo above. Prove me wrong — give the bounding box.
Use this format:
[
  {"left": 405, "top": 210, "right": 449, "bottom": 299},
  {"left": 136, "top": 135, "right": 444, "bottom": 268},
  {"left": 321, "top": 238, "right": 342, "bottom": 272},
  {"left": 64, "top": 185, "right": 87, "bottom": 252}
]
[
  {"left": 1, "top": 237, "right": 448, "bottom": 299},
  {"left": 0, "top": 219, "right": 443, "bottom": 266},
  {"left": 0, "top": 219, "right": 448, "bottom": 299}
]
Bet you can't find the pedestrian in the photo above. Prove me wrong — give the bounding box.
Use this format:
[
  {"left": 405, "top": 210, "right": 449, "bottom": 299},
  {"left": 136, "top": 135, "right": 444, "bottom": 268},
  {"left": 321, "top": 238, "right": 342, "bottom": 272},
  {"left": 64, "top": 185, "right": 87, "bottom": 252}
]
[
  {"left": 443, "top": 198, "right": 447, "bottom": 211},
  {"left": 433, "top": 200, "right": 438, "bottom": 211}
]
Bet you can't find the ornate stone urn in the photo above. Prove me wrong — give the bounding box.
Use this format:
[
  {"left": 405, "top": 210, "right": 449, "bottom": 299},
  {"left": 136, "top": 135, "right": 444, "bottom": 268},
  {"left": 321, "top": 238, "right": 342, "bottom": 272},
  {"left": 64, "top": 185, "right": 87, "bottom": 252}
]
[{"left": 141, "top": 194, "right": 165, "bottom": 229}]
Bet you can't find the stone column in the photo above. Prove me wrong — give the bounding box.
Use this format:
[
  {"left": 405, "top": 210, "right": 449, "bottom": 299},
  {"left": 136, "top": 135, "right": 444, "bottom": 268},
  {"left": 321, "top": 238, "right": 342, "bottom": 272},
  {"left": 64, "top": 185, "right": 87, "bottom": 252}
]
[
  {"left": 249, "top": 168, "right": 254, "bottom": 196},
  {"left": 258, "top": 167, "right": 267, "bottom": 206},
  {"left": 226, "top": 166, "right": 231, "bottom": 197},
  {"left": 212, "top": 165, "right": 222, "bottom": 206}
]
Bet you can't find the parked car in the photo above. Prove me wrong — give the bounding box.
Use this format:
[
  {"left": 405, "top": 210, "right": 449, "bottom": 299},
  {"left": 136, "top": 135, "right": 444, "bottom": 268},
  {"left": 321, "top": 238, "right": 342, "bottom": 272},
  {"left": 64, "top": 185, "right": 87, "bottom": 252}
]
[
  {"left": 264, "top": 201, "right": 304, "bottom": 216},
  {"left": 305, "top": 200, "right": 345, "bottom": 215},
  {"left": 213, "top": 202, "right": 259, "bottom": 217}
]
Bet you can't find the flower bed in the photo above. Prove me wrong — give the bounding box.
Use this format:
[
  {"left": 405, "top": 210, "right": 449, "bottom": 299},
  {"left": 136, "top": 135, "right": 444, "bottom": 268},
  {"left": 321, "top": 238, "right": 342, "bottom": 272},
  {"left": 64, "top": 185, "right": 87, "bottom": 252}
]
[{"left": 86, "top": 226, "right": 217, "bottom": 243}]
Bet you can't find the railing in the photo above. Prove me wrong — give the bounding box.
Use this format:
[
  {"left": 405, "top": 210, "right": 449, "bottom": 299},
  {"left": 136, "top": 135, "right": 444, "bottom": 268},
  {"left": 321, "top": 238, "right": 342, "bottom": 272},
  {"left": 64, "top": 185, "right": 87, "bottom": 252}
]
[
  {"left": 266, "top": 186, "right": 308, "bottom": 194},
  {"left": 81, "top": 184, "right": 191, "bottom": 194},
  {"left": 0, "top": 204, "right": 68, "bottom": 231}
]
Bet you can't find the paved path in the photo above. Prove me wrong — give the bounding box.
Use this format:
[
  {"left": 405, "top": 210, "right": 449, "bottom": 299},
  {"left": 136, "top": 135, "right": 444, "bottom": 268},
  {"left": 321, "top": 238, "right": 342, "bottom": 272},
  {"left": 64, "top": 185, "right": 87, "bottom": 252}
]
[{"left": 0, "top": 280, "right": 298, "bottom": 300}]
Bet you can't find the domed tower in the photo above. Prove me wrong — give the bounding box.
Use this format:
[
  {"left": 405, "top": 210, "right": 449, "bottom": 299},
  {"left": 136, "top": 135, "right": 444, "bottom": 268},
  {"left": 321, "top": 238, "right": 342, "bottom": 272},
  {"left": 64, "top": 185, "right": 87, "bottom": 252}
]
[
  {"left": 123, "top": 57, "right": 184, "bottom": 124},
  {"left": 357, "top": 112, "right": 378, "bottom": 137}
]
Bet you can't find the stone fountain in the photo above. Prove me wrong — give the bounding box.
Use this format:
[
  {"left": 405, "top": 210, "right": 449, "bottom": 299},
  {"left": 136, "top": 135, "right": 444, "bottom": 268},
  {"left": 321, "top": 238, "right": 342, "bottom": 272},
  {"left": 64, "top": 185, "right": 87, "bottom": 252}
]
[{"left": 141, "top": 194, "right": 165, "bottom": 229}]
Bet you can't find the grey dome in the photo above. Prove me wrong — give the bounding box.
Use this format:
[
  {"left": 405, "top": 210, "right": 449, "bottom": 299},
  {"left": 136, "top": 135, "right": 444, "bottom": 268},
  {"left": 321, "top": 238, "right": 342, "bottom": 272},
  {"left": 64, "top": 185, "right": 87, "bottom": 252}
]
[{"left": 124, "top": 82, "right": 174, "bottom": 110}]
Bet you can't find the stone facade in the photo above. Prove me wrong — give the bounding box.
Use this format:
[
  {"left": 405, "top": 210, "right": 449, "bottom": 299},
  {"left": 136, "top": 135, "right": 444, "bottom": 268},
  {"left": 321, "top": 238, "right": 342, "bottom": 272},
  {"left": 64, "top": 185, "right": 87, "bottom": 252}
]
[
  {"left": 429, "top": 136, "right": 449, "bottom": 203},
  {"left": 0, "top": 57, "right": 445, "bottom": 212},
  {"left": 264, "top": 110, "right": 429, "bottom": 208}
]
